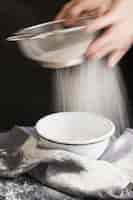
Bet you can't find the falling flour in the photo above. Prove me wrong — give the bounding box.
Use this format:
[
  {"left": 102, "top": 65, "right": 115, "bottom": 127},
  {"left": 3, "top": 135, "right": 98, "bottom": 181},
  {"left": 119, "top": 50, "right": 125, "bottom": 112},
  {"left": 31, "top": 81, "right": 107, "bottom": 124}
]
[
  {"left": 53, "top": 59, "right": 129, "bottom": 137},
  {"left": 38, "top": 31, "right": 129, "bottom": 137},
  {"left": 19, "top": 29, "right": 129, "bottom": 136}
]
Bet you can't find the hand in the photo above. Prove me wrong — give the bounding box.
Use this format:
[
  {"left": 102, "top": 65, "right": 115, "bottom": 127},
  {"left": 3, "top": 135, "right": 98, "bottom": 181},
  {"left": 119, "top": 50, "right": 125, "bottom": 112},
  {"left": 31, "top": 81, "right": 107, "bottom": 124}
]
[
  {"left": 56, "top": 0, "right": 112, "bottom": 25},
  {"left": 85, "top": 0, "right": 133, "bottom": 67}
]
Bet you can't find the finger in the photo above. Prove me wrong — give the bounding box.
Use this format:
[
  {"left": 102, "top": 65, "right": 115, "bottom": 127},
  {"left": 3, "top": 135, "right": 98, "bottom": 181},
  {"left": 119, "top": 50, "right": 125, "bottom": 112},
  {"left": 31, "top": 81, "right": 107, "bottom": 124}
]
[
  {"left": 98, "top": 0, "right": 113, "bottom": 15},
  {"left": 63, "top": 2, "right": 98, "bottom": 25},
  {"left": 86, "top": 0, "right": 123, "bottom": 32},
  {"left": 108, "top": 49, "right": 129, "bottom": 68},
  {"left": 86, "top": 28, "right": 113, "bottom": 56},
  {"left": 55, "top": 2, "right": 73, "bottom": 20},
  {"left": 86, "top": 45, "right": 114, "bottom": 61},
  {"left": 58, "top": 1, "right": 101, "bottom": 25},
  {"left": 69, "top": 0, "right": 99, "bottom": 17},
  {"left": 86, "top": 11, "right": 117, "bottom": 33},
  {"left": 66, "top": 8, "right": 104, "bottom": 26}
]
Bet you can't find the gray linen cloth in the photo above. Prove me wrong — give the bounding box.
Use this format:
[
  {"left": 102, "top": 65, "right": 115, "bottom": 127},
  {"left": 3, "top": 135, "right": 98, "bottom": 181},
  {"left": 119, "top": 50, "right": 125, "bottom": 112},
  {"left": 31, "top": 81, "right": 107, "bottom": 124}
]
[{"left": 0, "top": 126, "right": 133, "bottom": 199}]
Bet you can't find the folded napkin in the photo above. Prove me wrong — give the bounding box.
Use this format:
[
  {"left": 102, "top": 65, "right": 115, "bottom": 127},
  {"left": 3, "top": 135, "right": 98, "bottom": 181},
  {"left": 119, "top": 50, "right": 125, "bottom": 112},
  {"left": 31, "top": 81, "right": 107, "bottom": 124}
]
[{"left": 0, "top": 127, "right": 133, "bottom": 199}]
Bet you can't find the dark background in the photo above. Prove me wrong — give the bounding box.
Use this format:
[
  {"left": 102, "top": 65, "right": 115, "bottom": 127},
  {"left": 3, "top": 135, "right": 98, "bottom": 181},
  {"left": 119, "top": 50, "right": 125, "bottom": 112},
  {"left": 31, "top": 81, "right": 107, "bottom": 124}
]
[
  {"left": 0, "top": 0, "right": 132, "bottom": 130},
  {"left": 0, "top": 0, "right": 67, "bottom": 130}
]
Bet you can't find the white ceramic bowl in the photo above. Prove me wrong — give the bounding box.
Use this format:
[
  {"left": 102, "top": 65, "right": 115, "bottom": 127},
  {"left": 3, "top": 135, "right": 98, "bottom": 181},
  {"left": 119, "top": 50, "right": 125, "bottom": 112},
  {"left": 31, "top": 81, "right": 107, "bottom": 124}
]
[{"left": 36, "top": 112, "right": 115, "bottom": 159}]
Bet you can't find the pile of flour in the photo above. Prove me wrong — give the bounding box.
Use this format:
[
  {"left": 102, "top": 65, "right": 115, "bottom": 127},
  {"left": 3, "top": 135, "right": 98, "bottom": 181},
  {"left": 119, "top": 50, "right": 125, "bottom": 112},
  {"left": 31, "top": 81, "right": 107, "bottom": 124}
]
[{"left": 53, "top": 59, "right": 129, "bottom": 137}]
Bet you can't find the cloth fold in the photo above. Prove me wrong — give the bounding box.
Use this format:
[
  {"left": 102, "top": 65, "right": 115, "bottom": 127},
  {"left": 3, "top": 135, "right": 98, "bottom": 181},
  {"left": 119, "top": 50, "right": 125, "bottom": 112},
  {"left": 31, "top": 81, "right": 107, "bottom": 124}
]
[{"left": 0, "top": 126, "right": 133, "bottom": 199}]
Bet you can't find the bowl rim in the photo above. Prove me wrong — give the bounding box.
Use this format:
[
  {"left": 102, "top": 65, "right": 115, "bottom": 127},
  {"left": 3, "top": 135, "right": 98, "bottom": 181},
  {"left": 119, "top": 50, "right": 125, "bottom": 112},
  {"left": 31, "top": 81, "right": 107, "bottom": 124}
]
[
  {"left": 35, "top": 112, "right": 115, "bottom": 146},
  {"left": 7, "top": 19, "right": 87, "bottom": 41}
]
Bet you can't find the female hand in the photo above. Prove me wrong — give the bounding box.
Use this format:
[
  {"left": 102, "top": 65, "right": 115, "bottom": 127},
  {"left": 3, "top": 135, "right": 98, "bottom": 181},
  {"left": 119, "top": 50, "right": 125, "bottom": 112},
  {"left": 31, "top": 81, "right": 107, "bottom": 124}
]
[
  {"left": 56, "top": 0, "right": 133, "bottom": 67},
  {"left": 85, "top": 0, "right": 133, "bottom": 67},
  {"left": 56, "top": 0, "right": 112, "bottom": 25}
]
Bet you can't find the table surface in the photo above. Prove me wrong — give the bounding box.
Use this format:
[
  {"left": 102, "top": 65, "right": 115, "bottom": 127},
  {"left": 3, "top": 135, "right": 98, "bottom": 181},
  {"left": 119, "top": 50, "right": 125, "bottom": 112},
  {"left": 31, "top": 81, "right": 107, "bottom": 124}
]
[{"left": 0, "top": 175, "right": 80, "bottom": 200}]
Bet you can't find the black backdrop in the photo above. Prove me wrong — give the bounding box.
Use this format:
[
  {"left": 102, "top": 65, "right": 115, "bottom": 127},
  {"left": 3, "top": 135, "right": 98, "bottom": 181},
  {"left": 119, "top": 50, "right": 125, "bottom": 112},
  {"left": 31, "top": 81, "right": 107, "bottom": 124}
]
[
  {"left": 0, "top": 0, "right": 67, "bottom": 130},
  {"left": 0, "top": 0, "right": 133, "bottom": 130}
]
